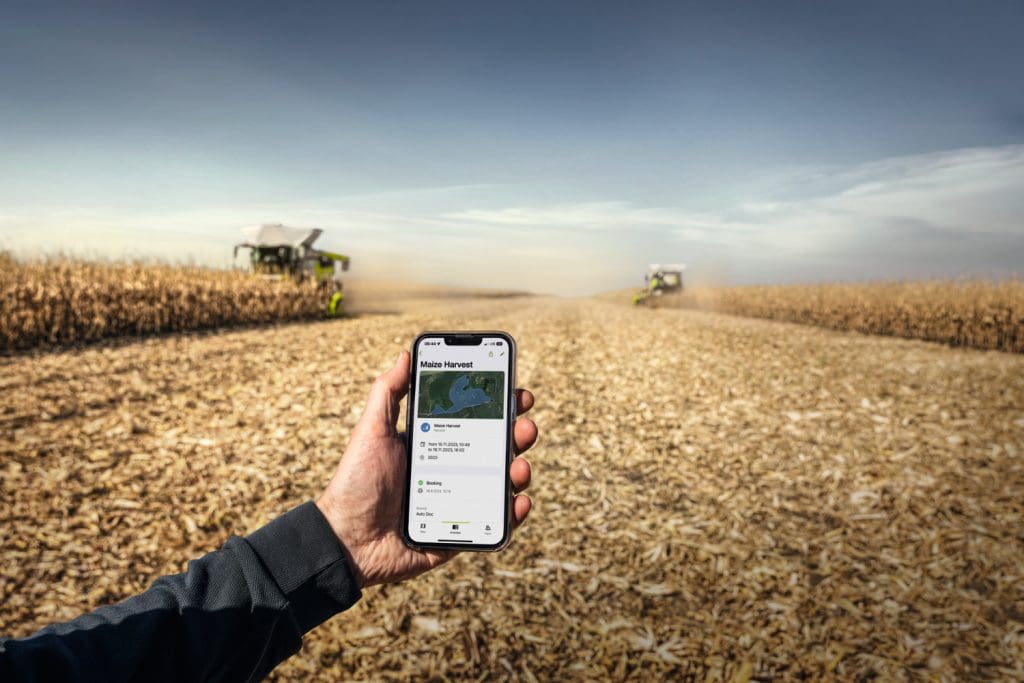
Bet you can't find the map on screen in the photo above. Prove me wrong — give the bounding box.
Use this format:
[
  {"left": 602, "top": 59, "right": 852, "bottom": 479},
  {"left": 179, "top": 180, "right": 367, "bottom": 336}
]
[{"left": 417, "top": 371, "right": 504, "bottom": 419}]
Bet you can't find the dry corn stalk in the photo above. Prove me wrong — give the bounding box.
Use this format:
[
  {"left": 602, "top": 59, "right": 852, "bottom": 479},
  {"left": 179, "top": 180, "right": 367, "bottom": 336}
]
[
  {"left": 0, "top": 254, "right": 328, "bottom": 351},
  {"left": 663, "top": 279, "right": 1024, "bottom": 353}
]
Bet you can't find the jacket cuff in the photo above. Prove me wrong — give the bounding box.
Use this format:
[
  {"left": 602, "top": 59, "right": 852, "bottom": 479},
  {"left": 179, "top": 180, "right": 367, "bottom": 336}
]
[{"left": 245, "top": 501, "right": 362, "bottom": 634}]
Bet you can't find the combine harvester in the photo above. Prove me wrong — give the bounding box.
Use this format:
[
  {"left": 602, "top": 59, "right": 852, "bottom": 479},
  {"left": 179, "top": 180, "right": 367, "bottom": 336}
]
[
  {"left": 234, "top": 223, "right": 351, "bottom": 317},
  {"left": 633, "top": 263, "right": 685, "bottom": 306}
]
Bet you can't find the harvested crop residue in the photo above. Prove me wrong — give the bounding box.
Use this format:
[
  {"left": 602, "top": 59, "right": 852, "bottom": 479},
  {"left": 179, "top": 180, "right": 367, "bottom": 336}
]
[{"left": 2, "top": 296, "right": 1022, "bottom": 680}]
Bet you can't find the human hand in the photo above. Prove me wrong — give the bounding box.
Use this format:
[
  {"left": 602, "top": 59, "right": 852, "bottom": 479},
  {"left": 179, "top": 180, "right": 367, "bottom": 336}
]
[{"left": 316, "top": 351, "right": 537, "bottom": 588}]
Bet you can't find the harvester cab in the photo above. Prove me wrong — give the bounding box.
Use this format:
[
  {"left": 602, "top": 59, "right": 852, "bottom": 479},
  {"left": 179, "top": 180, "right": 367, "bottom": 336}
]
[
  {"left": 234, "top": 223, "right": 351, "bottom": 316},
  {"left": 633, "top": 263, "right": 685, "bottom": 306}
]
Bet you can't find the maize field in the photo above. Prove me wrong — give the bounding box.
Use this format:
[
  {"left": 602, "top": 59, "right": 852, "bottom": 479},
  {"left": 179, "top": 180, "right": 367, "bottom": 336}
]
[
  {"left": 2, "top": 284, "right": 1022, "bottom": 680},
  {"left": 657, "top": 279, "right": 1024, "bottom": 353},
  {"left": 6, "top": 254, "right": 1021, "bottom": 356},
  {"left": 0, "top": 254, "right": 328, "bottom": 352}
]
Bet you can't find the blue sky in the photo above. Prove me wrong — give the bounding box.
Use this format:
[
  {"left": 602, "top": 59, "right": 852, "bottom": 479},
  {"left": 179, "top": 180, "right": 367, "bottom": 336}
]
[{"left": 1, "top": 1, "right": 1022, "bottom": 294}]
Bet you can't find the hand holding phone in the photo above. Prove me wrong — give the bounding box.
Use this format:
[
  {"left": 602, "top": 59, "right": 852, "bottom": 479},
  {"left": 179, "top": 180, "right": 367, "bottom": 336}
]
[
  {"left": 403, "top": 332, "right": 517, "bottom": 551},
  {"left": 315, "top": 343, "right": 536, "bottom": 587}
]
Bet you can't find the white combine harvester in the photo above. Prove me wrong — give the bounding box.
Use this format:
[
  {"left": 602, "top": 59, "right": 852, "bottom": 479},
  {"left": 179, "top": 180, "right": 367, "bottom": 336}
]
[{"left": 234, "top": 223, "right": 351, "bottom": 316}]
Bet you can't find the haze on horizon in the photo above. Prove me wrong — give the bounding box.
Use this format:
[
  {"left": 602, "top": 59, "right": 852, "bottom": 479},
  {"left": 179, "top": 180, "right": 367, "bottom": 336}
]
[{"left": 1, "top": 1, "right": 1022, "bottom": 296}]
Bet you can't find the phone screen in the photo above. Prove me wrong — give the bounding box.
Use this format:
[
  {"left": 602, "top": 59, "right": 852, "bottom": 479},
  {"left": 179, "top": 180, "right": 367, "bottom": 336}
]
[{"left": 405, "top": 333, "right": 514, "bottom": 548}]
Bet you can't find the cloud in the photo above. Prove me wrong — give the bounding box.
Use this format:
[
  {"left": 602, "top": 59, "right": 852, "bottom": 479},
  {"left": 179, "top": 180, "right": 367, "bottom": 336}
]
[
  {"left": 2, "top": 144, "right": 1021, "bottom": 293},
  {"left": 444, "top": 202, "right": 682, "bottom": 231},
  {"left": 436, "top": 144, "right": 1024, "bottom": 285},
  {"left": 688, "top": 144, "right": 1024, "bottom": 280}
]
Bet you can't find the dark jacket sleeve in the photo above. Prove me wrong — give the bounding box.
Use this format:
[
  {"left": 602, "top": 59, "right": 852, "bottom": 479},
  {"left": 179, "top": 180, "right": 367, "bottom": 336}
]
[{"left": 0, "top": 502, "right": 361, "bottom": 682}]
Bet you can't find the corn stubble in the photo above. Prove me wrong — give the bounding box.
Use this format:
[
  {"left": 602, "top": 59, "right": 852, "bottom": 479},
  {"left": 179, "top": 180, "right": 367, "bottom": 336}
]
[
  {"left": 2, "top": 293, "right": 1022, "bottom": 681},
  {"left": 667, "top": 280, "right": 1024, "bottom": 353},
  {"left": 0, "top": 255, "right": 326, "bottom": 351}
]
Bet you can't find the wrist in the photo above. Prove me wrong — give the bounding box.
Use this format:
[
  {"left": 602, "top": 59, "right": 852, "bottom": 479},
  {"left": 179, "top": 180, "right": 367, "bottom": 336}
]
[
  {"left": 315, "top": 494, "right": 372, "bottom": 589},
  {"left": 244, "top": 502, "right": 363, "bottom": 631}
]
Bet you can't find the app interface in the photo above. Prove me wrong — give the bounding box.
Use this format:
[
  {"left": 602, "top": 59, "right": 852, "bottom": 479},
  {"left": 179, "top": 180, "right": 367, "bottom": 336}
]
[{"left": 408, "top": 337, "right": 510, "bottom": 545}]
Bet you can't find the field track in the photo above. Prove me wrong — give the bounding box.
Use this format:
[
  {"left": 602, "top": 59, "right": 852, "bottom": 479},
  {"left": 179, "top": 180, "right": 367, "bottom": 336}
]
[{"left": 2, "top": 295, "right": 1022, "bottom": 680}]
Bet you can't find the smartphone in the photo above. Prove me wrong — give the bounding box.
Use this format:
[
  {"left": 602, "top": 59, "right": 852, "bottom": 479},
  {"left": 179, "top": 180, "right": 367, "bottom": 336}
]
[{"left": 402, "top": 331, "right": 516, "bottom": 551}]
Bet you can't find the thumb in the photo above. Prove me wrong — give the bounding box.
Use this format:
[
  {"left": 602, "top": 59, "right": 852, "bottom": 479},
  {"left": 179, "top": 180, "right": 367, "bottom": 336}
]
[{"left": 358, "top": 351, "right": 410, "bottom": 436}]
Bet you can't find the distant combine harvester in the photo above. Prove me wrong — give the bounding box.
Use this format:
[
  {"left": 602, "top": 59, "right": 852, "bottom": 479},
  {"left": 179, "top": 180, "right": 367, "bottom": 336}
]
[
  {"left": 633, "top": 263, "right": 685, "bottom": 306},
  {"left": 234, "top": 223, "right": 351, "bottom": 317}
]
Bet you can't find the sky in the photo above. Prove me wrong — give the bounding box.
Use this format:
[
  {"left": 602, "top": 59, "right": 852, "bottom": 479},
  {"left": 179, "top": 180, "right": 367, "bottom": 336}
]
[{"left": 1, "top": 1, "right": 1022, "bottom": 295}]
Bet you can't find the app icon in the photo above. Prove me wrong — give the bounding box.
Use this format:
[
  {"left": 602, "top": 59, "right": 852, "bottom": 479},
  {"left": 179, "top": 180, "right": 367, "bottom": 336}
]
[{"left": 420, "top": 423, "right": 430, "bottom": 432}]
